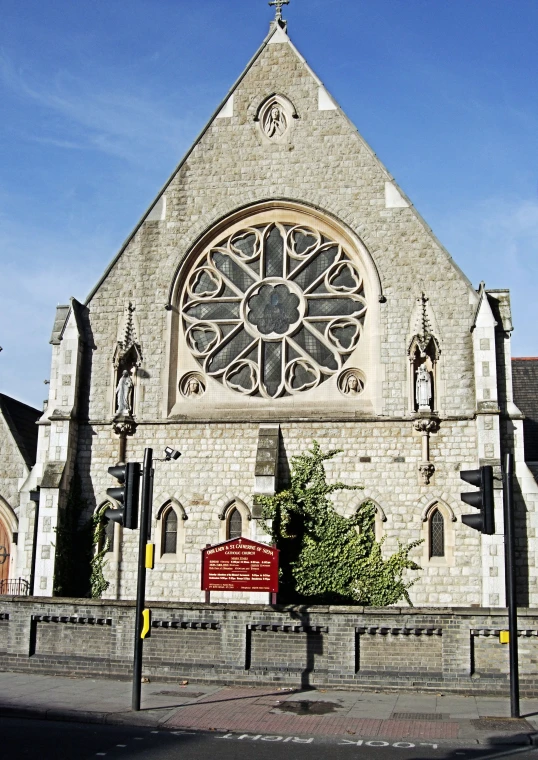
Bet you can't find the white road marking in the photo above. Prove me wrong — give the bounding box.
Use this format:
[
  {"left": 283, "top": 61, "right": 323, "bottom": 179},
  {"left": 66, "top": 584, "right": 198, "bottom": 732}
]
[{"left": 216, "top": 732, "right": 440, "bottom": 749}]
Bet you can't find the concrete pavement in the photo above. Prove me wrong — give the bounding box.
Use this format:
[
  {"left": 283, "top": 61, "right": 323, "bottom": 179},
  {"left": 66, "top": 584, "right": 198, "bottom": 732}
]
[{"left": 1, "top": 671, "right": 538, "bottom": 746}]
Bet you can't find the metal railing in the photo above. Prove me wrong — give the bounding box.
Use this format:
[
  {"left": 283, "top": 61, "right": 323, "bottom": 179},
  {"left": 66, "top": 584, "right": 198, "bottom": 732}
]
[{"left": 0, "top": 578, "right": 30, "bottom": 596}]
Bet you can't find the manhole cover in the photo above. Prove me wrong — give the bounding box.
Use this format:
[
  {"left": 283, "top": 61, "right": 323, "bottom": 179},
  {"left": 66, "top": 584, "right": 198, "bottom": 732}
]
[
  {"left": 471, "top": 718, "right": 532, "bottom": 731},
  {"left": 274, "top": 700, "right": 339, "bottom": 716},
  {"left": 151, "top": 691, "right": 205, "bottom": 699}
]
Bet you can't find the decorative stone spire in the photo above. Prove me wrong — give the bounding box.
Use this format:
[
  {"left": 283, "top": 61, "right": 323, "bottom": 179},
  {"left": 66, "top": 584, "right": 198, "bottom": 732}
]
[
  {"left": 122, "top": 302, "right": 138, "bottom": 351},
  {"left": 269, "top": 0, "right": 289, "bottom": 28},
  {"left": 408, "top": 292, "right": 440, "bottom": 360},
  {"left": 417, "top": 292, "right": 433, "bottom": 343},
  {"left": 113, "top": 302, "right": 142, "bottom": 370}
]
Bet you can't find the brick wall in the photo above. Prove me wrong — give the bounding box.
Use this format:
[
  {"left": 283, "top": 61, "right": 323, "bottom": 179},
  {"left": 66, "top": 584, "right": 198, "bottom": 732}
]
[
  {"left": 250, "top": 630, "right": 326, "bottom": 674},
  {"left": 358, "top": 632, "right": 442, "bottom": 675},
  {"left": 0, "top": 619, "right": 8, "bottom": 653},
  {"left": 473, "top": 635, "right": 538, "bottom": 676},
  {"left": 144, "top": 629, "right": 223, "bottom": 669},
  {"left": 1, "top": 598, "right": 538, "bottom": 695},
  {"left": 34, "top": 621, "right": 112, "bottom": 661}
]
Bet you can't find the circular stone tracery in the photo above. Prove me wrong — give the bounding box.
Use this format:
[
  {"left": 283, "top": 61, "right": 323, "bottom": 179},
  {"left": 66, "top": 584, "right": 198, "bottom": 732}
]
[
  {"left": 243, "top": 278, "right": 304, "bottom": 339},
  {"left": 181, "top": 221, "right": 367, "bottom": 398}
]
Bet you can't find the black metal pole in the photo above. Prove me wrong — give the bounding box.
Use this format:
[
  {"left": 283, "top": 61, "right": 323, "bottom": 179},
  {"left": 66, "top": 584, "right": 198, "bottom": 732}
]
[
  {"left": 29, "top": 489, "right": 40, "bottom": 596},
  {"left": 503, "top": 452, "right": 520, "bottom": 718},
  {"left": 132, "top": 447, "right": 152, "bottom": 711}
]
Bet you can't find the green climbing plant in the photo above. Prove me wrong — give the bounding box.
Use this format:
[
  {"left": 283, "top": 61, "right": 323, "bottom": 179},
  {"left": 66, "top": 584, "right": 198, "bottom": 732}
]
[
  {"left": 258, "top": 441, "right": 422, "bottom": 606},
  {"left": 89, "top": 506, "right": 110, "bottom": 599},
  {"left": 53, "top": 468, "right": 110, "bottom": 598}
]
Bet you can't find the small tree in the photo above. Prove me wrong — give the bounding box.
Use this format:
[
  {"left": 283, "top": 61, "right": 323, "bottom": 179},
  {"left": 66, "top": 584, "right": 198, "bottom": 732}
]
[{"left": 258, "top": 442, "right": 422, "bottom": 606}]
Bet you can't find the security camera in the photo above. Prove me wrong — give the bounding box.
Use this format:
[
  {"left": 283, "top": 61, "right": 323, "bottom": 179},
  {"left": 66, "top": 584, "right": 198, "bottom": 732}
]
[{"left": 164, "top": 446, "right": 181, "bottom": 461}]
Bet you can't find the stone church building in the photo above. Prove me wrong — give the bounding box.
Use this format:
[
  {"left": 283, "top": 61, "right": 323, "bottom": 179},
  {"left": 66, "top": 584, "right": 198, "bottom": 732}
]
[{"left": 3, "top": 10, "right": 538, "bottom": 608}]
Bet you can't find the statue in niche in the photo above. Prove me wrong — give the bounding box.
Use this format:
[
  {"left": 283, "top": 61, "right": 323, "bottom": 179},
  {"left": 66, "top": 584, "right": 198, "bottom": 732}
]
[
  {"left": 264, "top": 104, "right": 287, "bottom": 139},
  {"left": 116, "top": 370, "right": 134, "bottom": 415},
  {"left": 416, "top": 364, "right": 432, "bottom": 411},
  {"left": 343, "top": 373, "right": 364, "bottom": 397},
  {"left": 183, "top": 375, "right": 205, "bottom": 399}
]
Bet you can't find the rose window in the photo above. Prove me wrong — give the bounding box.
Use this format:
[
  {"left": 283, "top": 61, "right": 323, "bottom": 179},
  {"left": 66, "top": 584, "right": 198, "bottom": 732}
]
[{"left": 181, "top": 223, "right": 367, "bottom": 398}]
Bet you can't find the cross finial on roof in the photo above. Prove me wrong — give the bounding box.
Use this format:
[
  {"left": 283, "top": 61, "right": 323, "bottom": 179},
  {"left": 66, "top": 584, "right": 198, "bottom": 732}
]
[{"left": 269, "top": 0, "right": 289, "bottom": 23}]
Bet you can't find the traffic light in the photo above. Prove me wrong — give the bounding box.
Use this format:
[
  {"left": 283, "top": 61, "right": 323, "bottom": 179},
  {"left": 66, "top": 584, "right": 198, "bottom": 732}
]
[
  {"left": 460, "top": 465, "right": 494, "bottom": 535},
  {"left": 105, "top": 462, "right": 141, "bottom": 529}
]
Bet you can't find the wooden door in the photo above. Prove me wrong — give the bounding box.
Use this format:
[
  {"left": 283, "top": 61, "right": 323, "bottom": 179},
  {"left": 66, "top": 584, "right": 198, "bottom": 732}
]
[{"left": 0, "top": 519, "right": 10, "bottom": 586}]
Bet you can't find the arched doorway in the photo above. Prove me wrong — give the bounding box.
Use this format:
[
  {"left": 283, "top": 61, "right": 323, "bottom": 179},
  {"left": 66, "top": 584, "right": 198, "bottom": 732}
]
[{"left": 0, "top": 518, "right": 10, "bottom": 588}]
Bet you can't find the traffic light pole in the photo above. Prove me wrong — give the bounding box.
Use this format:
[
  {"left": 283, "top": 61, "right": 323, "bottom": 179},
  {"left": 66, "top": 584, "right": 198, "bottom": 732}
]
[
  {"left": 503, "top": 452, "right": 520, "bottom": 718},
  {"left": 132, "top": 447, "right": 153, "bottom": 712}
]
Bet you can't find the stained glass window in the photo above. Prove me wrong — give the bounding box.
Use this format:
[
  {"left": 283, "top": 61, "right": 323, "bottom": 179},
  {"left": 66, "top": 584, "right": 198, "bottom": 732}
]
[
  {"left": 163, "top": 508, "right": 178, "bottom": 555},
  {"left": 181, "top": 222, "right": 367, "bottom": 398},
  {"left": 430, "top": 509, "right": 445, "bottom": 558},
  {"left": 227, "top": 508, "right": 242, "bottom": 540}
]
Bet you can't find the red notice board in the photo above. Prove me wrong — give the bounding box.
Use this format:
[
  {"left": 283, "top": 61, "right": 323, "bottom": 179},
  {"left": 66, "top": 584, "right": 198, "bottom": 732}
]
[{"left": 201, "top": 538, "right": 279, "bottom": 593}]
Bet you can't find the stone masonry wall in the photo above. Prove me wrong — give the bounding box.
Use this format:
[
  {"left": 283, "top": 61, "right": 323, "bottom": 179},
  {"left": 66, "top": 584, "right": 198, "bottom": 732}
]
[
  {"left": 0, "top": 416, "right": 25, "bottom": 511},
  {"left": 84, "top": 35, "right": 476, "bottom": 425},
  {"left": 1, "top": 598, "right": 538, "bottom": 696},
  {"left": 79, "top": 418, "right": 481, "bottom": 606},
  {"left": 63, "top": 31, "right": 494, "bottom": 610}
]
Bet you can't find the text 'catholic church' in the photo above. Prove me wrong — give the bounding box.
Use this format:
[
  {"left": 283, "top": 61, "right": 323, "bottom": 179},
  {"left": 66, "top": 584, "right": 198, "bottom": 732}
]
[{"left": 2, "top": 4, "right": 538, "bottom": 609}]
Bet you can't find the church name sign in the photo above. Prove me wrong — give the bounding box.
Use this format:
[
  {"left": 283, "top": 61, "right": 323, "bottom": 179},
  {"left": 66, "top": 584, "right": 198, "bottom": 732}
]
[{"left": 201, "top": 538, "right": 279, "bottom": 593}]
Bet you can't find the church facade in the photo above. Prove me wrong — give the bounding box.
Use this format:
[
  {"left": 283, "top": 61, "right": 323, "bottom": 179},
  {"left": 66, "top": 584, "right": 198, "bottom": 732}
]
[{"left": 6, "top": 14, "right": 538, "bottom": 608}]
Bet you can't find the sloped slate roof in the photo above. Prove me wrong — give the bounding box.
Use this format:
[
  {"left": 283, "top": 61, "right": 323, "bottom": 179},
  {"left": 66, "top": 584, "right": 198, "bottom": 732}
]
[
  {"left": 0, "top": 394, "right": 41, "bottom": 469},
  {"left": 512, "top": 358, "right": 538, "bottom": 461}
]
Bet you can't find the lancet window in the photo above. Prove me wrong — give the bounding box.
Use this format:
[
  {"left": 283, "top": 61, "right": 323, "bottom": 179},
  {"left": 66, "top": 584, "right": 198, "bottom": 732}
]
[
  {"left": 162, "top": 507, "right": 178, "bottom": 555},
  {"left": 429, "top": 509, "right": 445, "bottom": 558},
  {"left": 227, "top": 508, "right": 243, "bottom": 540}
]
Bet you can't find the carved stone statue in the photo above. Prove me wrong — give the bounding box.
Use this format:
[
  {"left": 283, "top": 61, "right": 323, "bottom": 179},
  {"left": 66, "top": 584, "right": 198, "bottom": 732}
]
[
  {"left": 184, "top": 376, "right": 204, "bottom": 398},
  {"left": 343, "top": 373, "right": 363, "bottom": 397},
  {"left": 116, "top": 370, "right": 133, "bottom": 415},
  {"left": 416, "top": 365, "right": 432, "bottom": 411},
  {"left": 264, "top": 105, "right": 287, "bottom": 139}
]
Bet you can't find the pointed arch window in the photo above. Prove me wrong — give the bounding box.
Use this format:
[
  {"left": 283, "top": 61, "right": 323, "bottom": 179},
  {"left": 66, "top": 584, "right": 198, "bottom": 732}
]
[
  {"left": 162, "top": 508, "right": 178, "bottom": 555},
  {"left": 429, "top": 509, "right": 445, "bottom": 558},
  {"left": 227, "top": 508, "right": 242, "bottom": 540}
]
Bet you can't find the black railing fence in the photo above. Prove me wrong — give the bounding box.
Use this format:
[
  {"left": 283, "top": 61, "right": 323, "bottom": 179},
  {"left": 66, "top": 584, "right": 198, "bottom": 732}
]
[{"left": 0, "top": 578, "right": 30, "bottom": 596}]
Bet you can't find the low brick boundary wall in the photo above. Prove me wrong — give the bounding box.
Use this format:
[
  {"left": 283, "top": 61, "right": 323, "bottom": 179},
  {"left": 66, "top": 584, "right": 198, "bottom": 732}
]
[{"left": 1, "top": 597, "right": 537, "bottom": 695}]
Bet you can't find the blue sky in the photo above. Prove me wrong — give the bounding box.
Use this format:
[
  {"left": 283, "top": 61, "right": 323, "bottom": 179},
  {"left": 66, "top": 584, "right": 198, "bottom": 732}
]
[{"left": 1, "top": 0, "right": 537, "bottom": 408}]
